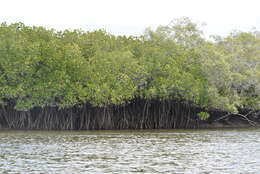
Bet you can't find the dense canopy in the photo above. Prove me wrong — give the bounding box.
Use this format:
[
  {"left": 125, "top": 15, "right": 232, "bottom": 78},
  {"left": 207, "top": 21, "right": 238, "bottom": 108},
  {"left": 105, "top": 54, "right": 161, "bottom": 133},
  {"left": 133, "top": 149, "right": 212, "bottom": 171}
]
[{"left": 0, "top": 18, "right": 259, "bottom": 116}]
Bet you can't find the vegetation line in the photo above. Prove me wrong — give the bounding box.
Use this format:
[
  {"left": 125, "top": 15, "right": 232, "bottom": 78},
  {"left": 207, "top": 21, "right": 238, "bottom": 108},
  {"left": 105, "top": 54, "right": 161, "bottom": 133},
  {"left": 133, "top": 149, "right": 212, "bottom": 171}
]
[{"left": 0, "top": 17, "right": 259, "bottom": 129}]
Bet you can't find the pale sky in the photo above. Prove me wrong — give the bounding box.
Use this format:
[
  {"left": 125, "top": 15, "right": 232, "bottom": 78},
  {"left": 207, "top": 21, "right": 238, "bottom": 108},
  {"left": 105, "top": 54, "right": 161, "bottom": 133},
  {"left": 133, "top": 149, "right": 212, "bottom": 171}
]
[{"left": 1, "top": 0, "right": 260, "bottom": 36}]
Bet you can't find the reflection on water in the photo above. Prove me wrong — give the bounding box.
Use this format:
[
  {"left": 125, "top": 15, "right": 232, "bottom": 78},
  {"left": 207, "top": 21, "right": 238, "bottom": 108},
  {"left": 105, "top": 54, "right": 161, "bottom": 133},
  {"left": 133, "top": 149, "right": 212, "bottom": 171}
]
[{"left": 0, "top": 129, "right": 260, "bottom": 174}]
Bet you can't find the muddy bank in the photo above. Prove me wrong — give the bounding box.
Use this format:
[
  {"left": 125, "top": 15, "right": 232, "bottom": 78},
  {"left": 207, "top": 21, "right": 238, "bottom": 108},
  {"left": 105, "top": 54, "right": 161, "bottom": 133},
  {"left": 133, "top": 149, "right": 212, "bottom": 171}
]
[
  {"left": 0, "top": 99, "right": 259, "bottom": 130},
  {"left": 200, "top": 120, "right": 260, "bottom": 129}
]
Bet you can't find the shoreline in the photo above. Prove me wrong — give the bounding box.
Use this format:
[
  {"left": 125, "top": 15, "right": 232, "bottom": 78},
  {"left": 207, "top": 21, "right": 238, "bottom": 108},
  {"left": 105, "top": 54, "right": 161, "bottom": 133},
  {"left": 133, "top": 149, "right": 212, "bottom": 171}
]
[
  {"left": 1, "top": 100, "right": 259, "bottom": 130},
  {"left": 0, "top": 119, "right": 259, "bottom": 130}
]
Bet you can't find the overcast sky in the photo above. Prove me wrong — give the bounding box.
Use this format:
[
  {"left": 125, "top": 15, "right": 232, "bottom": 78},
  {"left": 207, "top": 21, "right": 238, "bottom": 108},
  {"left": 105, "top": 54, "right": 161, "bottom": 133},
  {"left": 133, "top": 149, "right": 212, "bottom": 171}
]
[{"left": 1, "top": 0, "right": 260, "bottom": 36}]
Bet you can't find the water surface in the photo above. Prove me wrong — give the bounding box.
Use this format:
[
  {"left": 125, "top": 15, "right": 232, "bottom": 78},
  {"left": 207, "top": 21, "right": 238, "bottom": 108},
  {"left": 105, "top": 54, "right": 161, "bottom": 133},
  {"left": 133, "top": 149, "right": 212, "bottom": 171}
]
[{"left": 0, "top": 129, "right": 260, "bottom": 174}]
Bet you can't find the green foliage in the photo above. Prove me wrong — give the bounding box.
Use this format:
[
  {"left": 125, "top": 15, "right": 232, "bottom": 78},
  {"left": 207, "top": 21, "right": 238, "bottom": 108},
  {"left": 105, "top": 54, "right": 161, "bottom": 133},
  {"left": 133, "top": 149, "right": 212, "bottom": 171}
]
[
  {"left": 197, "top": 112, "right": 210, "bottom": 120},
  {"left": 84, "top": 50, "right": 145, "bottom": 106},
  {"left": 0, "top": 18, "right": 259, "bottom": 114},
  {"left": 198, "top": 30, "right": 260, "bottom": 111}
]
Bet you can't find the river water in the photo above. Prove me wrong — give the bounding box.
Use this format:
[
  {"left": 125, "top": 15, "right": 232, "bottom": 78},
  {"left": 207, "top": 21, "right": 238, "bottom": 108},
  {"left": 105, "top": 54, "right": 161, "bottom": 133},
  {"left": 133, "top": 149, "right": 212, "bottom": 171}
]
[{"left": 0, "top": 129, "right": 260, "bottom": 174}]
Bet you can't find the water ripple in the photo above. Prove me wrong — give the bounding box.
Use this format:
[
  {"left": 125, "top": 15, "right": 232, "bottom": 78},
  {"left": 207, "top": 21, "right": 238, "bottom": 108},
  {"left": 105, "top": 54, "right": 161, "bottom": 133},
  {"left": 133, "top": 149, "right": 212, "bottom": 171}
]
[{"left": 0, "top": 129, "right": 260, "bottom": 174}]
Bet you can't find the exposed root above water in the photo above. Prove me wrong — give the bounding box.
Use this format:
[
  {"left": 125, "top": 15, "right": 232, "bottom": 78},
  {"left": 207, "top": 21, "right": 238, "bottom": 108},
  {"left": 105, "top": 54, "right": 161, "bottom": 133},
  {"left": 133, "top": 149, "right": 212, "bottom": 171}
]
[{"left": 0, "top": 99, "right": 259, "bottom": 130}]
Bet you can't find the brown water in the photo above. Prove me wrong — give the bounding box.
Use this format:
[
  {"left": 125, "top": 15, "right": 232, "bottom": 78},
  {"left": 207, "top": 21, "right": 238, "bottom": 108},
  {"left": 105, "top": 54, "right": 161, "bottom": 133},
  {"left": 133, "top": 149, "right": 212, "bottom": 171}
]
[{"left": 0, "top": 129, "right": 260, "bottom": 174}]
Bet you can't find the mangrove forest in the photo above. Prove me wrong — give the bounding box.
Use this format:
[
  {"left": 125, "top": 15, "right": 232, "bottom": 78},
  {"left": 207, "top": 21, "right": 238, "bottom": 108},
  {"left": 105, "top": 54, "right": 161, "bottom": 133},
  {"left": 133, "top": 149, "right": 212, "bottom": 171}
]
[{"left": 0, "top": 17, "right": 259, "bottom": 129}]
